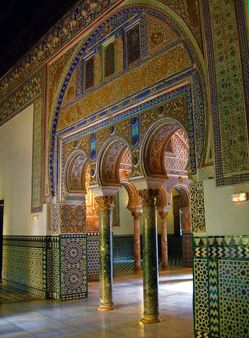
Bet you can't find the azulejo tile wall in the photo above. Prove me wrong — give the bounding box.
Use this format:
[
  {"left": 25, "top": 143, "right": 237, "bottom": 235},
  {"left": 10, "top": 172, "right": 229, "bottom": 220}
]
[
  {"left": 193, "top": 235, "right": 249, "bottom": 338},
  {"left": 60, "top": 235, "right": 87, "bottom": 300},
  {"left": 202, "top": 0, "right": 249, "bottom": 185},
  {"left": 2, "top": 236, "right": 47, "bottom": 297},
  {"left": 87, "top": 233, "right": 99, "bottom": 281},
  {"left": 2, "top": 235, "right": 87, "bottom": 301}
]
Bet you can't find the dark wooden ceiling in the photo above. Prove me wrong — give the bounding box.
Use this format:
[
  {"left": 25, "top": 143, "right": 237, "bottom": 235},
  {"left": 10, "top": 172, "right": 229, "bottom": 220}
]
[{"left": 0, "top": 0, "right": 78, "bottom": 78}]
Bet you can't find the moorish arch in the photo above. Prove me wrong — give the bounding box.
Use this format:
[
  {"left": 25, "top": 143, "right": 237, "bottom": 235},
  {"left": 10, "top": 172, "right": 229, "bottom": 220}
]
[{"left": 46, "top": 0, "right": 208, "bottom": 324}]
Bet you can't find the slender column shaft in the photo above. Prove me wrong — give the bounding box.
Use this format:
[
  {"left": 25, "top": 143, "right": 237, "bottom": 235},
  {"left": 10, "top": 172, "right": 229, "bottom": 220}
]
[
  {"left": 139, "top": 189, "right": 160, "bottom": 323},
  {"left": 95, "top": 196, "right": 115, "bottom": 311},
  {"left": 133, "top": 212, "right": 141, "bottom": 272},
  {"left": 159, "top": 211, "right": 168, "bottom": 269}
]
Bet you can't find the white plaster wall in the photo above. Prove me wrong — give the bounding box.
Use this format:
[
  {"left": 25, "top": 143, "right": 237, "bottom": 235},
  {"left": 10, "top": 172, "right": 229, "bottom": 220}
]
[
  {"left": 0, "top": 105, "right": 46, "bottom": 236},
  {"left": 113, "top": 186, "right": 133, "bottom": 235},
  {"left": 204, "top": 179, "right": 249, "bottom": 236}
]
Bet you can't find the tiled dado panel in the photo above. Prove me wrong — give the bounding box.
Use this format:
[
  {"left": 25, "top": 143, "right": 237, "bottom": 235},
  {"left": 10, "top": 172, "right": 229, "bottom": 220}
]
[
  {"left": 2, "top": 235, "right": 87, "bottom": 300},
  {"left": 60, "top": 234, "right": 87, "bottom": 300},
  {"left": 87, "top": 233, "right": 99, "bottom": 281},
  {"left": 193, "top": 236, "right": 249, "bottom": 338},
  {"left": 2, "top": 236, "right": 47, "bottom": 297}
]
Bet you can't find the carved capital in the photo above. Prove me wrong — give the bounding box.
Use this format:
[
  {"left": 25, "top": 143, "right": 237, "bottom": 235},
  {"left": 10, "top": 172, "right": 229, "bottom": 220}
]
[
  {"left": 95, "top": 196, "right": 115, "bottom": 211},
  {"left": 130, "top": 208, "right": 142, "bottom": 220},
  {"left": 159, "top": 211, "right": 168, "bottom": 221},
  {"left": 139, "top": 189, "right": 159, "bottom": 206}
]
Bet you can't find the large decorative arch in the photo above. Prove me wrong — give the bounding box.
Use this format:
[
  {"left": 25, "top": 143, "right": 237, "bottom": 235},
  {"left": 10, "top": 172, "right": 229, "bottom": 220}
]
[{"left": 48, "top": 2, "right": 208, "bottom": 197}]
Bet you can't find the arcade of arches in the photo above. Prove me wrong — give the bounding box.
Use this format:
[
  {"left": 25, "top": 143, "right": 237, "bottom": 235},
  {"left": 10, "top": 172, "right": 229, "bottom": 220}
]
[{"left": 0, "top": 1, "right": 248, "bottom": 337}]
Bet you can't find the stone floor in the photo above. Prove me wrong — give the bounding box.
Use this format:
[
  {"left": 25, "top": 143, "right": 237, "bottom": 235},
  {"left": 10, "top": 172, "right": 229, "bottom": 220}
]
[{"left": 0, "top": 268, "right": 194, "bottom": 338}]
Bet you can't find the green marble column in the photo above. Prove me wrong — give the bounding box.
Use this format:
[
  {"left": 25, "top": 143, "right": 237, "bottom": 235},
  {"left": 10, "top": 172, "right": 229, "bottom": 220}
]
[
  {"left": 95, "top": 195, "right": 115, "bottom": 311},
  {"left": 139, "top": 189, "right": 160, "bottom": 323}
]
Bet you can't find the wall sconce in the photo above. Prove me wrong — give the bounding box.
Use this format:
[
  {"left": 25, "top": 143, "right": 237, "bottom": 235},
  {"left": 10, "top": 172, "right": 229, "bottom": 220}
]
[
  {"left": 32, "top": 214, "right": 39, "bottom": 221},
  {"left": 231, "top": 192, "right": 248, "bottom": 202}
]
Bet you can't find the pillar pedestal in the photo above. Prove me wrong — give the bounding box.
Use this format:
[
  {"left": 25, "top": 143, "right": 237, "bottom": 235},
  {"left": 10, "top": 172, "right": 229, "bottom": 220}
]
[
  {"left": 139, "top": 189, "right": 160, "bottom": 324},
  {"left": 95, "top": 195, "right": 115, "bottom": 311}
]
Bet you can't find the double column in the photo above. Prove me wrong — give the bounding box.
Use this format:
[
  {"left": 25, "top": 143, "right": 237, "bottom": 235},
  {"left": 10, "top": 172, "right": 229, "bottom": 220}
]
[
  {"left": 95, "top": 194, "right": 115, "bottom": 311},
  {"left": 139, "top": 189, "right": 160, "bottom": 323}
]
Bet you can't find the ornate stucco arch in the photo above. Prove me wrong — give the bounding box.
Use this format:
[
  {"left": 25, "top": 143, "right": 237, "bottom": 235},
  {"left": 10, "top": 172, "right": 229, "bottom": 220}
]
[
  {"left": 97, "top": 136, "right": 132, "bottom": 187},
  {"left": 141, "top": 117, "right": 190, "bottom": 179}
]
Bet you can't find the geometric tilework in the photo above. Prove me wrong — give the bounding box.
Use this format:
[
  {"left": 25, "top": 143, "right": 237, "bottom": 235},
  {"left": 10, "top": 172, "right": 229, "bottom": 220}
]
[
  {"left": 193, "top": 235, "right": 249, "bottom": 338},
  {"left": 193, "top": 258, "right": 209, "bottom": 334},
  {"left": 219, "top": 260, "right": 249, "bottom": 338},
  {"left": 2, "top": 235, "right": 88, "bottom": 301},
  {"left": 2, "top": 236, "right": 47, "bottom": 298},
  {"left": 202, "top": 0, "right": 249, "bottom": 186},
  {"left": 87, "top": 233, "right": 99, "bottom": 281},
  {"left": 190, "top": 182, "right": 205, "bottom": 233},
  {"left": 60, "top": 234, "right": 87, "bottom": 300},
  {"left": 46, "top": 236, "right": 60, "bottom": 299}
]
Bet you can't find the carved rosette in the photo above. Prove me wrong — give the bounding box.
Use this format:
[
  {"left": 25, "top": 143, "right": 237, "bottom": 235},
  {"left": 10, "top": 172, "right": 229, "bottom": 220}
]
[
  {"left": 95, "top": 196, "right": 115, "bottom": 211},
  {"left": 139, "top": 189, "right": 159, "bottom": 206}
]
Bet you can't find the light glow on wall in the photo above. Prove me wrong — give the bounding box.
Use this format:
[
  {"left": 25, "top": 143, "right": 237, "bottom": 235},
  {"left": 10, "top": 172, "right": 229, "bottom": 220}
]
[{"left": 231, "top": 192, "right": 248, "bottom": 203}]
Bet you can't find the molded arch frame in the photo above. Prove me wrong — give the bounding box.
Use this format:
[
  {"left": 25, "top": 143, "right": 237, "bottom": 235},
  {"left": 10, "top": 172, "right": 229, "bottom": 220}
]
[
  {"left": 96, "top": 136, "right": 132, "bottom": 187},
  {"left": 140, "top": 117, "right": 189, "bottom": 179},
  {"left": 48, "top": 1, "right": 208, "bottom": 196}
]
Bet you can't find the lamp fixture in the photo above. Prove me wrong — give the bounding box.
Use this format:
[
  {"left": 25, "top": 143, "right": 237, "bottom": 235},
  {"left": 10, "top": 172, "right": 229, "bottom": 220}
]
[
  {"left": 231, "top": 192, "right": 248, "bottom": 203},
  {"left": 32, "top": 214, "right": 39, "bottom": 221}
]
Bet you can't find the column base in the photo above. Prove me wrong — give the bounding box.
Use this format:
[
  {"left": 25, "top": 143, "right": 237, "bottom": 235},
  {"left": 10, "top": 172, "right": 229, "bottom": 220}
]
[
  {"left": 97, "top": 303, "right": 114, "bottom": 311},
  {"left": 161, "top": 264, "right": 168, "bottom": 270},
  {"left": 140, "top": 314, "right": 161, "bottom": 324}
]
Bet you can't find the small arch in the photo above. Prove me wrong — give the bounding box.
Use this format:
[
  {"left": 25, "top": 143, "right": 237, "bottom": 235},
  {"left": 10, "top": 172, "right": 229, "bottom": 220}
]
[
  {"left": 97, "top": 137, "right": 132, "bottom": 187},
  {"left": 141, "top": 118, "right": 188, "bottom": 179},
  {"left": 65, "top": 150, "right": 88, "bottom": 194}
]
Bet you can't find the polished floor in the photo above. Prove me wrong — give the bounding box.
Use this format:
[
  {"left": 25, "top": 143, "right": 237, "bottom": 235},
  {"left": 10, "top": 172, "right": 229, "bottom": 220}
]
[{"left": 0, "top": 268, "right": 194, "bottom": 338}]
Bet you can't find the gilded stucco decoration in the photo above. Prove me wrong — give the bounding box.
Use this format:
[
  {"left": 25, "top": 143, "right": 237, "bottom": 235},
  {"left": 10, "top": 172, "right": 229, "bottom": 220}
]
[
  {"left": 146, "top": 13, "right": 178, "bottom": 52},
  {"left": 60, "top": 203, "right": 86, "bottom": 233},
  {"left": 157, "top": 0, "right": 202, "bottom": 51},
  {"left": 0, "top": 70, "right": 43, "bottom": 125},
  {"left": 57, "top": 44, "right": 191, "bottom": 130}
]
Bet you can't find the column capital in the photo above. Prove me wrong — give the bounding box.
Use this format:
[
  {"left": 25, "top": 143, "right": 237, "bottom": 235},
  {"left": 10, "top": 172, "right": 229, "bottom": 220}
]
[
  {"left": 95, "top": 195, "right": 115, "bottom": 211},
  {"left": 139, "top": 189, "right": 159, "bottom": 206},
  {"left": 158, "top": 210, "right": 168, "bottom": 221},
  {"left": 130, "top": 207, "right": 142, "bottom": 220}
]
